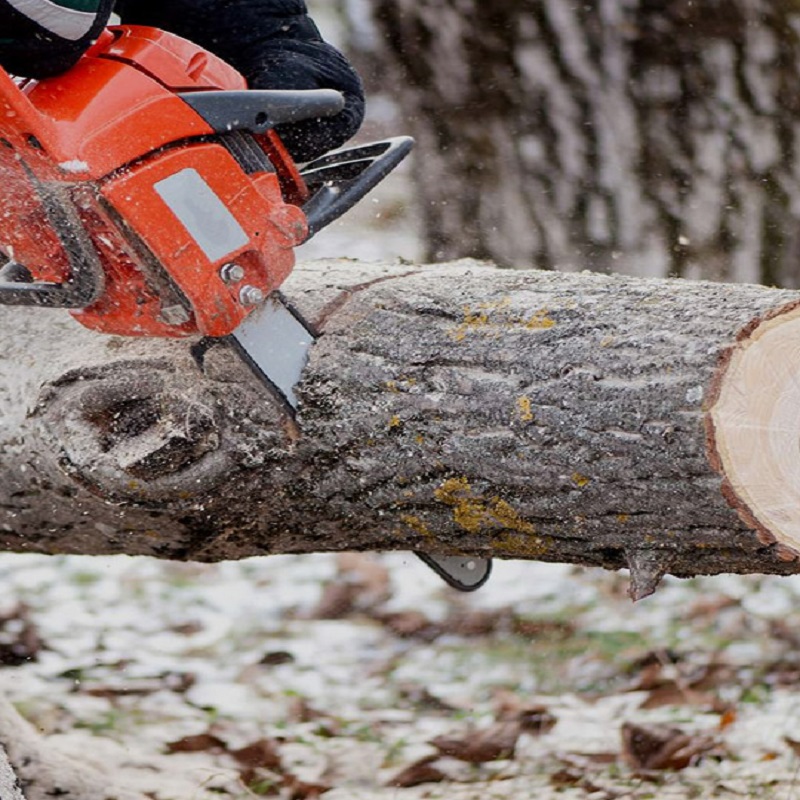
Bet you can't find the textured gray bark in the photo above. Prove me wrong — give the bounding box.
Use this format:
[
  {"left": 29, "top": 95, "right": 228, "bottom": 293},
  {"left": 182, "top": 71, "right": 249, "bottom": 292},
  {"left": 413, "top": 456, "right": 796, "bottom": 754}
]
[
  {"left": 0, "top": 745, "right": 25, "bottom": 800},
  {"left": 1, "top": 259, "right": 799, "bottom": 583},
  {"left": 367, "top": 0, "right": 800, "bottom": 285}
]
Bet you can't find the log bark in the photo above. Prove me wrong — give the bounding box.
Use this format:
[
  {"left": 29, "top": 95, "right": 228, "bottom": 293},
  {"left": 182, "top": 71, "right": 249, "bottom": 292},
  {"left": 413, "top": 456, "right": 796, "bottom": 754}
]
[
  {"left": 365, "top": 0, "right": 800, "bottom": 285},
  {"left": 1, "top": 258, "right": 800, "bottom": 587}
]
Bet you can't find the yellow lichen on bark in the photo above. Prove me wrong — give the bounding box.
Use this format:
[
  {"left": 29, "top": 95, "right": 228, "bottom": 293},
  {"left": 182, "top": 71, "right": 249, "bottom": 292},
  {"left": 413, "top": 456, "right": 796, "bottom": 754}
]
[
  {"left": 434, "top": 477, "right": 537, "bottom": 536},
  {"left": 516, "top": 396, "right": 534, "bottom": 422}
]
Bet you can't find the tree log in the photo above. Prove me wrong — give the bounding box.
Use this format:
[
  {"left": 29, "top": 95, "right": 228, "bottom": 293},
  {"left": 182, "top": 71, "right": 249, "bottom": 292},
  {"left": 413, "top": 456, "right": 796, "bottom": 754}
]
[{"left": 2, "top": 259, "right": 800, "bottom": 589}]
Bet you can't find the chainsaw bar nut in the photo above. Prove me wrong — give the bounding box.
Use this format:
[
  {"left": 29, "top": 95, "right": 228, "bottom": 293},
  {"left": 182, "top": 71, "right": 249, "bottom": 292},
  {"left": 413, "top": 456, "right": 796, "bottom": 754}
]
[
  {"left": 239, "top": 285, "right": 265, "bottom": 306},
  {"left": 219, "top": 262, "right": 245, "bottom": 283}
]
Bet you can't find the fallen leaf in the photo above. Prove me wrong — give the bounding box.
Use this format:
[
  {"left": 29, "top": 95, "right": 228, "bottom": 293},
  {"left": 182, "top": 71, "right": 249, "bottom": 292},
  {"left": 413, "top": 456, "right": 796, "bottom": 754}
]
[
  {"left": 165, "top": 732, "right": 227, "bottom": 754},
  {"left": 785, "top": 736, "right": 800, "bottom": 757},
  {"left": 169, "top": 620, "right": 204, "bottom": 635},
  {"left": 82, "top": 671, "right": 195, "bottom": 698},
  {"left": 231, "top": 738, "right": 282, "bottom": 771},
  {"left": 0, "top": 604, "right": 45, "bottom": 666},
  {"left": 719, "top": 707, "right": 737, "bottom": 731},
  {"left": 430, "top": 720, "right": 521, "bottom": 763},
  {"left": 549, "top": 766, "right": 610, "bottom": 795},
  {"left": 510, "top": 616, "right": 575, "bottom": 638},
  {"left": 387, "top": 755, "right": 447, "bottom": 788},
  {"left": 282, "top": 774, "right": 330, "bottom": 800},
  {"left": 336, "top": 552, "right": 391, "bottom": 601},
  {"left": 309, "top": 553, "right": 392, "bottom": 618},
  {"left": 259, "top": 651, "right": 295, "bottom": 666},
  {"left": 621, "top": 722, "right": 718, "bottom": 772},
  {"left": 288, "top": 697, "right": 326, "bottom": 722},
  {"left": 311, "top": 583, "right": 361, "bottom": 620},
  {"left": 379, "top": 610, "right": 441, "bottom": 641},
  {"left": 232, "top": 738, "right": 283, "bottom": 784},
  {"left": 639, "top": 683, "right": 728, "bottom": 712},
  {"left": 493, "top": 692, "right": 557, "bottom": 734},
  {"left": 398, "top": 684, "right": 458, "bottom": 713},
  {"left": 686, "top": 595, "right": 740, "bottom": 619},
  {"left": 445, "top": 609, "right": 505, "bottom": 637}
]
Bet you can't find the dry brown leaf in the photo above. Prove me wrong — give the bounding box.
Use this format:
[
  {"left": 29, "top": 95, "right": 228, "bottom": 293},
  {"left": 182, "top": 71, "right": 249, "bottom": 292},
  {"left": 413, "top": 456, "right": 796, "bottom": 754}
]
[
  {"left": 718, "top": 707, "right": 738, "bottom": 731},
  {"left": 493, "top": 691, "right": 557, "bottom": 735},
  {"left": 282, "top": 774, "right": 330, "bottom": 800},
  {"left": 259, "top": 650, "right": 295, "bottom": 666},
  {"left": 311, "top": 583, "right": 361, "bottom": 620},
  {"left": 445, "top": 609, "right": 505, "bottom": 637},
  {"left": 379, "top": 610, "right": 441, "bottom": 641},
  {"left": 231, "top": 738, "right": 282, "bottom": 771},
  {"left": 621, "top": 722, "right": 717, "bottom": 772},
  {"left": 510, "top": 616, "right": 575, "bottom": 638},
  {"left": 169, "top": 620, "right": 204, "bottom": 635},
  {"left": 83, "top": 671, "right": 195, "bottom": 698},
  {"left": 286, "top": 697, "right": 341, "bottom": 736},
  {"left": 0, "top": 604, "right": 45, "bottom": 666},
  {"left": 785, "top": 736, "right": 800, "bottom": 757},
  {"left": 549, "top": 766, "right": 611, "bottom": 795},
  {"left": 398, "top": 684, "right": 458, "bottom": 713},
  {"left": 686, "top": 595, "right": 739, "bottom": 619},
  {"left": 310, "top": 555, "right": 391, "bottom": 619},
  {"left": 165, "top": 732, "right": 227, "bottom": 754},
  {"left": 430, "top": 720, "right": 521, "bottom": 763},
  {"left": 336, "top": 552, "right": 391, "bottom": 600},
  {"left": 387, "top": 755, "right": 447, "bottom": 788},
  {"left": 561, "top": 752, "right": 619, "bottom": 766},
  {"left": 638, "top": 683, "right": 728, "bottom": 712},
  {"left": 231, "top": 738, "right": 283, "bottom": 785}
]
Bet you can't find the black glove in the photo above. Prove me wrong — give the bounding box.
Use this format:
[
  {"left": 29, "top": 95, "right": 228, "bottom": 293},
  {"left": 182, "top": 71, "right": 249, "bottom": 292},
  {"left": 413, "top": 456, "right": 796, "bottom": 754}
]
[{"left": 244, "top": 39, "right": 365, "bottom": 162}]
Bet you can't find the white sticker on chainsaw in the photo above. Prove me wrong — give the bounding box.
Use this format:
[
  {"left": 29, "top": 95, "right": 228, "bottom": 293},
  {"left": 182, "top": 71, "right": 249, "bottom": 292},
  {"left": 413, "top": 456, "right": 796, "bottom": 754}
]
[{"left": 154, "top": 168, "right": 248, "bottom": 262}]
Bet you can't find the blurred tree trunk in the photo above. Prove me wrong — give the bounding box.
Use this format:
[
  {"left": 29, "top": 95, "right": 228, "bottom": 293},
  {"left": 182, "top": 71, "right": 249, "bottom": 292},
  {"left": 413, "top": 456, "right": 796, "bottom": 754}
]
[{"left": 361, "top": 0, "right": 800, "bottom": 286}]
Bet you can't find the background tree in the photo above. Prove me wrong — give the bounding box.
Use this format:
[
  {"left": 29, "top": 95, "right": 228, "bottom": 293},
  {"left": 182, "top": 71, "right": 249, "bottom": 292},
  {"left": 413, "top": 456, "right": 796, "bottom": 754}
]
[{"left": 343, "top": 0, "right": 800, "bottom": 286}]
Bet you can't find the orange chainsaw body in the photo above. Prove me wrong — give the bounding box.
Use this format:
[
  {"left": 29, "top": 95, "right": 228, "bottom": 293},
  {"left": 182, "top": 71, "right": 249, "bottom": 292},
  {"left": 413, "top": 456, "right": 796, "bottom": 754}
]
[{"left": 0, "top": 26, "right": 308, "bottom": 337}]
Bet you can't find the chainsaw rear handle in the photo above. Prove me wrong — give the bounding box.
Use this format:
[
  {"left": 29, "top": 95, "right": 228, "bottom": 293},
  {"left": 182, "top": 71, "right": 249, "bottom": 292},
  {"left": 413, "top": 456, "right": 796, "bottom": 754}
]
[{"left": 300, "top": 136, "right": 414, "bottom": 239}]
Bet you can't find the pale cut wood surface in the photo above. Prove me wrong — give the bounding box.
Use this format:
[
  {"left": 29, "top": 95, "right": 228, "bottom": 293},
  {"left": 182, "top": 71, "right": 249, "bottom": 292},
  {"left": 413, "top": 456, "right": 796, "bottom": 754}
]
[{"left": 708, "top": 302, "right": 800, "bottom": 554}]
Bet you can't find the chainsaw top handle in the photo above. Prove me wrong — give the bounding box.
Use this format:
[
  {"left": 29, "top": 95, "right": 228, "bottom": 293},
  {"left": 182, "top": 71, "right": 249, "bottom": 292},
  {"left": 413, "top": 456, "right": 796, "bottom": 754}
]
[{"left": 178, "top": 88, "right": 345, "bottom": 136}]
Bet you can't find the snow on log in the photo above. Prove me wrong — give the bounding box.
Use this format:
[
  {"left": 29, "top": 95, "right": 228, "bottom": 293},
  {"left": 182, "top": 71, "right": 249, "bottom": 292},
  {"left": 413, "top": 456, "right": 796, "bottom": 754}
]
[{"left": 2, "top": 258, "right": 800, "bottom": 590}]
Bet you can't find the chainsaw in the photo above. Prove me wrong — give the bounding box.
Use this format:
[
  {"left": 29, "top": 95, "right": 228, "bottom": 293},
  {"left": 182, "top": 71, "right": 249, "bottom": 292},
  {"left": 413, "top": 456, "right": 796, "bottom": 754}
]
[{"left": 0, "top": 25, "right": 491, "bottom": 591}]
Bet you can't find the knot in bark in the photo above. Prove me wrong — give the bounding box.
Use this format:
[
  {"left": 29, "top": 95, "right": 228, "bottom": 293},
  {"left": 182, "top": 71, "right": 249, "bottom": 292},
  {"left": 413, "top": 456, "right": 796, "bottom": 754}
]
[{"left": 36, "top": 360, "right": 234, "bottom": 503}]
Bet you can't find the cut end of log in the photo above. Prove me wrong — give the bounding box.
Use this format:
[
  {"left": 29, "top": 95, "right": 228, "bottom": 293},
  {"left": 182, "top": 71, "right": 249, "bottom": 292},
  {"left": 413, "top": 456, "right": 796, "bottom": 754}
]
[
  {"left": 625, "top": 549, "right": 672, "bottom": 602},
  {"left": 708, "top": 303, "right": 800, "bottom": 560}
]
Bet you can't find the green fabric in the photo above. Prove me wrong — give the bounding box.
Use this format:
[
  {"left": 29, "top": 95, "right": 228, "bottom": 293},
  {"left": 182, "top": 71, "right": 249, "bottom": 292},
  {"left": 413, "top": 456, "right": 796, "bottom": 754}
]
[{"left": 49, "top": 0, "right": 101, "bottom": 11}]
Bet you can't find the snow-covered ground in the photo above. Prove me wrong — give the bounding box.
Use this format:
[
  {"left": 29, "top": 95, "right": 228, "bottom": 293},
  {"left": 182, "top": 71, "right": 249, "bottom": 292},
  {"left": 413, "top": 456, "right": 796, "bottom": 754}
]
[{"left": 4, "top": 552, "right": 800, "bottom": 799}]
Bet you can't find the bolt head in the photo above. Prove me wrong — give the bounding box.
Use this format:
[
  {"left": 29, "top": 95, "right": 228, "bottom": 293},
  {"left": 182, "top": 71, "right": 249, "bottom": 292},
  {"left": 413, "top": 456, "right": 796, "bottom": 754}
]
[
  {"left": 239, "top": 285, "right": 265, "bottom": 306},
  {"left": 220, "top": 262, "right": 246, "bottom": 283}
]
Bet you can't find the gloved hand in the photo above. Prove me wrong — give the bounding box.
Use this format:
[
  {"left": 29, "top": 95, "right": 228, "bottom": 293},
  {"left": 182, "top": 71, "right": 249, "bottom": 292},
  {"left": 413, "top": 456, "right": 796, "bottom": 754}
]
[{"left": 244, "top": 38, "right": 365, "bottom": 163}]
